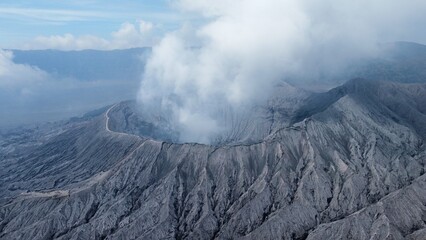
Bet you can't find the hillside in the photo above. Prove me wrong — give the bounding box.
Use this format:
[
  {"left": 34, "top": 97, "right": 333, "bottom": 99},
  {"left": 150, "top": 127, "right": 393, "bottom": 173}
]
[{"left": 1, "top": 79, "right": 425, "bottom": 239}]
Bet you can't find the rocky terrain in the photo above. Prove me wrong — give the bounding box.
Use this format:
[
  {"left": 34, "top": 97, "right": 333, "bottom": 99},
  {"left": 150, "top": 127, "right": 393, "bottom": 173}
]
[{"left": 1, "top": 79, "right": 425, "bottom": 239}]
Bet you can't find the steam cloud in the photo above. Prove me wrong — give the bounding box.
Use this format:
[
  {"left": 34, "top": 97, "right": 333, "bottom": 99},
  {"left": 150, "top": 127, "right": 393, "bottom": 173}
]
[{"left": 138, "top": 0, "right": 426, "bottom": 143}]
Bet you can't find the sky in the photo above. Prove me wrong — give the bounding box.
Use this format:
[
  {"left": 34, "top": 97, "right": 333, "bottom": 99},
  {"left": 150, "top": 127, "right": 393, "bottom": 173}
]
[
  {"left": 1, "top": 0, "right": 426, "bottom": 50},
  {"left": 0, "top": 0, "right": 196, "bottom": 49}
]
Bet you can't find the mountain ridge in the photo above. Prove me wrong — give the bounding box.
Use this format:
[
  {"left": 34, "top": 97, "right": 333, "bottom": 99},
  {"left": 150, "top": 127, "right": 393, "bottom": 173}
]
[{"left": 1, "top": 79, "right": 425, "bottom": 239}]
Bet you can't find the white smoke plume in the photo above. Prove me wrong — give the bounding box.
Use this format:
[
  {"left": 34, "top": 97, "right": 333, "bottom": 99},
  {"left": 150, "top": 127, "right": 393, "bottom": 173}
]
[{"left": 138, "top": 0, "right": 426, "bottom": 143}]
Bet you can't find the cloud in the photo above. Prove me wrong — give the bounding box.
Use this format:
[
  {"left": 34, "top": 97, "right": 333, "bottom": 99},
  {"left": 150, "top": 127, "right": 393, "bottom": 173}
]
[
  {"left": 0, "top": 48, "right": 143, "bottom": 128},
  {"left": 111, "top": 21, "right": 154, "bottom": 49},
  {"left": 29, "top": 34, "right": 110, "bottom": 51},
  {"left": 138, "top": 0, "right": 426, "bottom": 143},
  {"left": 0, "top": 7, "right": 107, "bottom": 23},
  {"left": 0, "top": 49, "right": 51, "bottom": 126},
  {"left": 23, "top": 20, "right": 155, "bottom": 50},
  {"left": 0, "top": 49, "right": 48, "bottom": 88}
]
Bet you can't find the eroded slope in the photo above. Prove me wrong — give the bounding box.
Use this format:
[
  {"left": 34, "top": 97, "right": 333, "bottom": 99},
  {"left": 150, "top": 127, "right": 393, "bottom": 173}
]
[{"left": 0, "top": 79, "right": 425, "bottom": 240}]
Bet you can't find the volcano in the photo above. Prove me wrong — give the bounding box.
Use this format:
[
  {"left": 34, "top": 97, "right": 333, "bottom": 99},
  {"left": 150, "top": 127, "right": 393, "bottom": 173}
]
[{"left": 1, "top": 78, "right": 426, "bottom": 240}]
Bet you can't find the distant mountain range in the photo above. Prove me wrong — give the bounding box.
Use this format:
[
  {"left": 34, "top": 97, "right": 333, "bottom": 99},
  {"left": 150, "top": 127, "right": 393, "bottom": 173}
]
[
  {"left": 8, "top": 42, "right": 426, "bottom": 85},
  {"left": 346, "top": 42, "right": 426, "bottom": 84},
  {"left": 286, "top": 41, "right": 426, "bottom": 88},
  {"left": 10, "top": 48, "right": 151, "bottom": 81}
]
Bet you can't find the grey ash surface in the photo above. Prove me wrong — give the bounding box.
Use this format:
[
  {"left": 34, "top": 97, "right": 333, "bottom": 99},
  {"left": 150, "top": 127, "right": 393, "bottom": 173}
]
[{"left": 1, "top": 79, "right": 426, "bottom": 240}]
